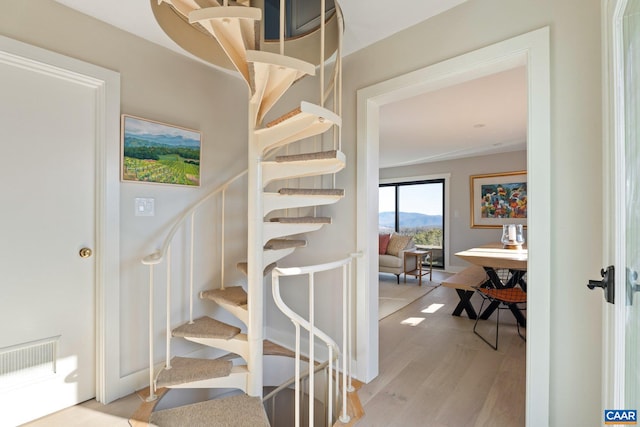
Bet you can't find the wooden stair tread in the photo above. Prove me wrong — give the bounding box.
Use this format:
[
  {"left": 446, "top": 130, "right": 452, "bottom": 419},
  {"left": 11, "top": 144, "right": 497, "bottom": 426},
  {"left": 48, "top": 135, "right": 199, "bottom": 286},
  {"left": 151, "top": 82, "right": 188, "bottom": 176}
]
[
  {"left": 201, "top": 286, "right": 247, "bottom": 306},
  {"left": 236, "top": 261, "right": 277, "bottom": 276},
  {"left": 172, "top": 316, "right": 241, "bottom": 340},
  {"left": 270, "top": 216, "right": 332, "bottom": 224},
  {"left": 275, "top": 149, "right": 338, "bottom": 162},
  {"left": 150, "top": 394, "right": 269, "bottom": 427},
  {"left": 264, "top": 239, "right": 307, "bottom": 250},
  {"left": 266, "top": 106, "right": 301, "bottom": 128},
  {"left": 279, "top": 187, "right": 345, "bottom": 196},
  {"left": 156, "top": 357, "right": 233, "bottom": 388}
]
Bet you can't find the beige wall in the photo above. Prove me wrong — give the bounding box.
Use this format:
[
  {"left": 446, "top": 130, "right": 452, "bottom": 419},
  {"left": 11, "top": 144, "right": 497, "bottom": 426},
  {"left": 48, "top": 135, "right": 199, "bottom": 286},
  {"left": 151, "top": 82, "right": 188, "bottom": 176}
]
[
  {"left": 380, "top": 151, "right": 528, "bottom": 269},
  {"left": 339, "top": 0, "right": 603, "bottom": 425},
  {"left": 0, "top": 0, "right": 250, "bottom": 379}
]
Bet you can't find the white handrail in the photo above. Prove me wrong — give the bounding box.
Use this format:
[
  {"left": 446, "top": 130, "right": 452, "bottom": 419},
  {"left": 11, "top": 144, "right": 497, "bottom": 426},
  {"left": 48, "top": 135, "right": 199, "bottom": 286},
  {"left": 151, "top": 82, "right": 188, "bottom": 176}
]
[
  {"left": 142, "top": 169, "right": 247, "bottom": 266},
  {"left": 271, "top": 254, "right": 353, "bottom": 425},
  {"left": 141, "top": 169, "right": 246, "bottom": 400}
]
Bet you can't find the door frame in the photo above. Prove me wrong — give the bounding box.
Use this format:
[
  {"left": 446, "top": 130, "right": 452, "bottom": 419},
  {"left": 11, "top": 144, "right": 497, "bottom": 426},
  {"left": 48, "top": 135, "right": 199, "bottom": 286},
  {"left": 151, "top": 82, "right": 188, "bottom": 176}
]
[
  {"left": 602, "top": 0, "right": 630, "bottom": 410},
  {"left": 355, "top": 27, "right": 551, "bottom": 425},
  {"left": 0, "top": 36, "right": 121, "bottom": 403}
]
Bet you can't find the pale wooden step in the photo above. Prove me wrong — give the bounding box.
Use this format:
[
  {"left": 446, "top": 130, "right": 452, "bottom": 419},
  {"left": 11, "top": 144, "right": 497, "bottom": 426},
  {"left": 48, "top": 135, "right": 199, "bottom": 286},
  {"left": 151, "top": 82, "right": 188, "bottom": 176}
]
[
  {"left": 236, "top": 261, "right": 277, "bottom": 276},
  {"left": 172, "top": 316, "right": 241, "bottom": 340},
  {"left": 263, "top": 149, "right": 346, "bottom": 185},
  {"left": 264, "top": 188, "right": 345, "bottom": 215},
  {"left": 160, "top": 364, "right": 249, "bottom": 391},
  {"left": 174, "top": 317, "right": 250, "bottom": 361},
  {"left": 149, "top": 393, "right": 269, "bottom": 427},
  {"left": 264, "top": 246, "right": 297, "bottom": 267},
  {"left": 200, "top": 286, "right": 248, "bottom": 326},
  {"left": 264, "top": 238, "right": 307, "bottom": 251},
  {"left": 247, "top": 50, "right": 315, "bottom": 125},
  {"left": 263, "top": 218, "right": 330, "bottom": 243},
  {"left": 189, "top": 6, "right": 262, "bottom": 84},
  {"left": 255, "top": 101, "right": 341, "bottom": 154},
  {"left": 155, "top": 356, "right": 232, "bottom": 389}
]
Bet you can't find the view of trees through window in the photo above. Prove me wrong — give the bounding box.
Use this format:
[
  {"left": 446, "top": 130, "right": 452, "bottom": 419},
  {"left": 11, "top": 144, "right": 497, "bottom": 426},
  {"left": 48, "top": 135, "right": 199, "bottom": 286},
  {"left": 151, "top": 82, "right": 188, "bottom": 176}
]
[{"left": 379, "top": 180, "right": 445, "bottom": 267}]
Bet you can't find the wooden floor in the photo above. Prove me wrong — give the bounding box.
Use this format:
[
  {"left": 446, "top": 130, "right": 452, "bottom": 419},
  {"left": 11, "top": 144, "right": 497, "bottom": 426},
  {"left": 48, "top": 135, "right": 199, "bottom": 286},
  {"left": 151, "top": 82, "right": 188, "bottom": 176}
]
[
  {"left": 357, "top": 279, "right": 526, "bottom": 427},
  {"left": 24, "top": 275, "right": 525, "bottom": 427}
]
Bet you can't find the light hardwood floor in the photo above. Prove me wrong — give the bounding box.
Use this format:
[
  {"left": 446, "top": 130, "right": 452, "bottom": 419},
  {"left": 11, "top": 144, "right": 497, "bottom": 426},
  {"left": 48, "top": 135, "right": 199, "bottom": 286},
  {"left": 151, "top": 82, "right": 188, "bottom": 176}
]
[
  {"left": 24, "top": 273, "right": 525, "bottom": 427},
  {"left": 357, "top": 274, "right": 526, "bottom": 427}
]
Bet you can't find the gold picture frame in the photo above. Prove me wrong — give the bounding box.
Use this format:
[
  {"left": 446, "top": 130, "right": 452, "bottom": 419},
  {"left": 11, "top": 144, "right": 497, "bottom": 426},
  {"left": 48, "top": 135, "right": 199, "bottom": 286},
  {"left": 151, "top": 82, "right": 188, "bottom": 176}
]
[{"left": 470, "top": 170, "right": 527, "bottom": 228}]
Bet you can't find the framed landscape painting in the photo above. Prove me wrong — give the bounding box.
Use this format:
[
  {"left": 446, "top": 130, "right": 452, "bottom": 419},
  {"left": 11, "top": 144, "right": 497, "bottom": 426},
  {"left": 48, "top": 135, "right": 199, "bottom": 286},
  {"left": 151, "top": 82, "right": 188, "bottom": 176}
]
[
  {"left": 470, "top": 170, "right": 527, "bottom": 228},
  {"left": 121, "top": 114, "right": 201, "bottom": 186}
]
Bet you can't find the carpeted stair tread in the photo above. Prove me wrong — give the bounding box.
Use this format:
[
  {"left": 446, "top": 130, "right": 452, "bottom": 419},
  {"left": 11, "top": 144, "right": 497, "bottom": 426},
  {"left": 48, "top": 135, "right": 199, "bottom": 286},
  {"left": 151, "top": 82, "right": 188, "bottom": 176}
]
[
  {"left": 266, "top": 106, "right": 302, "bottom": 128},
  {"left": 263, "top": 339, "right": 310, "bottom": 363},
  {"left": 172, "top": 316, "right": 241, "bottom": 340},
  {"left": 201, "top": 286, "right": 247, "bottom": 307},
  {"left": 275, "top": 149, "right": 338, "bottom": 162},
  {"left": 155, "top": 357, "right": 233, "bottom": 388},
  {"left": 236, "top": 261, "right": 277, "bottom": 277},
  {"left": 264, "top": 239, "right": 306, "bottom": 250},
  {"left": 149, "top": 394, "right": 269, "bottom": 427},
  {"left": 279, "top": 187, "right": 345, "bottom": 196},
  {"left": 269, "top": 216, "right": 331, "bottom": 224}
]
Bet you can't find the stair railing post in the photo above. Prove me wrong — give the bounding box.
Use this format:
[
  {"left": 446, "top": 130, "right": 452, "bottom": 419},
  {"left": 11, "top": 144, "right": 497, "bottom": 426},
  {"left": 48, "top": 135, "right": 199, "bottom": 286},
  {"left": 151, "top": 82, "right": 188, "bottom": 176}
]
[
  {"left": 165, "top": 246, "right": 172, "bottom": 370},
  {"left": 221, "top": 187, "right": 226, "bottom": 290},
  {"left": 146, "top": 264, "right": 157, "bottom": 402},
  {"left": 339, "top": 261, "right": 350, "bottom": 423},
  {"left": 327, "top": 344, "right": 333, "bottom": 427},
  {"left": 189, "top": 212, "right": 195, "bottom": 324},
  {"left": 279, "top": 0, "right": 285, "bottom": 55},
  {"left": 320, "top": 0, "right": 326, "bottom": 108},
  {"left": 247, "top": 100, "right": 264, "bottom": 397},
  {"left": 308, "top": 271, "right": 315, "bottom": 427}
]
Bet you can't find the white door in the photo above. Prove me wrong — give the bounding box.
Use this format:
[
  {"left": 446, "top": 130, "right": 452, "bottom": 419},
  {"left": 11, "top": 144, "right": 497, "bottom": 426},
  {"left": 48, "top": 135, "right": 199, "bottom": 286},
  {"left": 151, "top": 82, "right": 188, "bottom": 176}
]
[
  {"left": 0, "top": 49, "right": 97, "bottom": 425},
  {"left": 602, "top": 0, "right": 640, "bottom": 420}
]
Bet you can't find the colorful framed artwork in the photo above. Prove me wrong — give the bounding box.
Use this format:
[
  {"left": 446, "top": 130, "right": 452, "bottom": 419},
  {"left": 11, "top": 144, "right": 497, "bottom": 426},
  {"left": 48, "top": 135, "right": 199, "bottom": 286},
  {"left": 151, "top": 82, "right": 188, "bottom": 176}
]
[
  {"left": 470, "top": 170, "right": 527, "bottom": 228},
  {"left": 121, "top": 114, "right": 201, "bottom": 186}
]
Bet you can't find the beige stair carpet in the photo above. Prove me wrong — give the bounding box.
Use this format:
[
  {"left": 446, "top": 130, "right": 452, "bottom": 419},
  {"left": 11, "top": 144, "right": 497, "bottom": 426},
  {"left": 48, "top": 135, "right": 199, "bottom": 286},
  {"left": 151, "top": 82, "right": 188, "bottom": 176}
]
[
  {"left": 201, "top": 286, "right": 248, "bottom": 306},
  {"left": 155, "top": 357, "right": 232, "bottom": 388},
  {"left": 279, "top": 187, "right": 344, "bottom": 196},
  {"left": 264, "top": 239, "right": 306, "bottom": 250},
  {"left": 149, "top": 394, "right": 269, "bottom": 427},
  {"left": 236, "top": 261, "right": 277, "bottom": 276},
  {"left": 172, "top": 316, "right": 241, "bottom": 340},
  {"left": 270, "top": 216, "right": 331, "bottom": 224},
  {"left": 275, "top": 149, "right": 338, "bottom": 162}
]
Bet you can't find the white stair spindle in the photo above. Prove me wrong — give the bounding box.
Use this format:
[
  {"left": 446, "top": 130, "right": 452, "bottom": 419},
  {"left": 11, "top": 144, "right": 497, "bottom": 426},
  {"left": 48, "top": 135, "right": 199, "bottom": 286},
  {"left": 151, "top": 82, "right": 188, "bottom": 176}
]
[
  {"left": 308, "top": 271, "right": 315, "bottom": 427},
  {"left": 340, "top": 262, "right": 350, "bottom": 423},
  {"left": 166, "top": 246, "right": 172, "bottom": 370},
  {"left": 221, "top": 187, "right": 226, "bottom": 290},
  {"left": 189, "top": 212, "right": 195, "bottom": 324},
  {"left": 146, "top": 264, "right": 157, "bottom": 402}
]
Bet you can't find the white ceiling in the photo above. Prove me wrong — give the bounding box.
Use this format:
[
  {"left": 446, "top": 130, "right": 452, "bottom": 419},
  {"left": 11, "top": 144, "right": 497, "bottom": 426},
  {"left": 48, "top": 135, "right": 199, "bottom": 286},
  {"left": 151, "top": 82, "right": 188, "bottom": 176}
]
[{"left": 53, "top": 0, "right": 526, "bottom": 168}]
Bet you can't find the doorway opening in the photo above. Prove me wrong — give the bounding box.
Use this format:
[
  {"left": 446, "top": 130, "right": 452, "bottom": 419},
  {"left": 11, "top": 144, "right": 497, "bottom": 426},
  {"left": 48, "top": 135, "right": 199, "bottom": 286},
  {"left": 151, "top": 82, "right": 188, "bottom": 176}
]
[{"left": 355, "top": 28, "right": 551, "bottom": 424}]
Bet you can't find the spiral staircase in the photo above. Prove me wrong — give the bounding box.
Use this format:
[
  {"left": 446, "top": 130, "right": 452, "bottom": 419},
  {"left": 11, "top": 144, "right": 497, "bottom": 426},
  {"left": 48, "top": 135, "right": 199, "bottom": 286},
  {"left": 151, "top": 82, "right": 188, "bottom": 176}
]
[{"left": 130, "top": 1, "right": 357, "bottom": 426}]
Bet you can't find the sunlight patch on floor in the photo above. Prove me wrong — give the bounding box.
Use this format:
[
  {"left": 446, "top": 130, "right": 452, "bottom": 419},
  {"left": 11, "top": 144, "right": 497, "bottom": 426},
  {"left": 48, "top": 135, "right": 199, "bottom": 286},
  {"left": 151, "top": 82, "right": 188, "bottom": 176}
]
[
  {"left": 421, "top": 303, "right": 444, "bottom": 314},
  {"left": 400, "top": 317, "right": 425, "bottom": 326}
]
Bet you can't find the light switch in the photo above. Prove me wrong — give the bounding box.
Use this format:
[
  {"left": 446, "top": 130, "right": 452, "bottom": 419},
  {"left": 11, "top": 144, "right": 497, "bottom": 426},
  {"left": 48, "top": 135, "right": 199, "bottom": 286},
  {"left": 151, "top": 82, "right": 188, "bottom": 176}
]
[{"left": 135, "top": 198, "right": 155, "bottom": 216}]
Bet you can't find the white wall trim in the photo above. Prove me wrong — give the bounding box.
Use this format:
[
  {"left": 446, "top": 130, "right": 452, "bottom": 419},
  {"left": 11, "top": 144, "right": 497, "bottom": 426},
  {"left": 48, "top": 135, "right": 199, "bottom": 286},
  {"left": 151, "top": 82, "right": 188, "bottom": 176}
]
[
  {"left": 0, "top": 36, "right": 122, "bottom": 403},
  {"left": 602, "top": 0, "right": 630, "bottom": 411},
  {"left": 356, "top": 27, "right": 551, "bottom": 426}
]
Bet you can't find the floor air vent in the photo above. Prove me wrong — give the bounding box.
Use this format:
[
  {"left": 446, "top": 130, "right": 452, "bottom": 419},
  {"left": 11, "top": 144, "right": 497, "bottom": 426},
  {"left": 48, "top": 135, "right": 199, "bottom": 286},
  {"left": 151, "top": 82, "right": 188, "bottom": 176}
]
[{"left": 0, "top": 336, "right": 60, "bottom": 389}]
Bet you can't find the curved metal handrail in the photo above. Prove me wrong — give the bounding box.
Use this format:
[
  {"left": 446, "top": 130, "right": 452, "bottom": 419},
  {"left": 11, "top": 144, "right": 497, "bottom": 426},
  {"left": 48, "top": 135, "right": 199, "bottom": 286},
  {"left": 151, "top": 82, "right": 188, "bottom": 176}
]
[{"left": 141, "top": 169, "right": 247, "bottom": 265}]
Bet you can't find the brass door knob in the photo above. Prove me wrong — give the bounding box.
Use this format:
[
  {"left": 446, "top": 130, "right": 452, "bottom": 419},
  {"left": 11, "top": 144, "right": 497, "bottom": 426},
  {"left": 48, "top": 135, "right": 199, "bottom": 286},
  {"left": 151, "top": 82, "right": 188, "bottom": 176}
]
[{"left": 79, "top": 247, "right": 93, "bottom": 258}]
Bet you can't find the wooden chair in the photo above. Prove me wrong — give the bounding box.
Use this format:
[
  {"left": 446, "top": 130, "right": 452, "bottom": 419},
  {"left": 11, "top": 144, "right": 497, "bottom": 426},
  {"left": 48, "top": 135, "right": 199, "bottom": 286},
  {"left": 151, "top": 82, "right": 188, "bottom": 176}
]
[{"left": 473, "top": 287, "right": 526, "bottom": 350}]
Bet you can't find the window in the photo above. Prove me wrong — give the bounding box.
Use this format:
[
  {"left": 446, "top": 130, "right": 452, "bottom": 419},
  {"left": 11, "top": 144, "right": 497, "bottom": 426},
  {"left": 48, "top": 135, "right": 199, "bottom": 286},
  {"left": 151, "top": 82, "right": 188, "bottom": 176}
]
[{"left": 379, "top": 179, "right": 445, "bottom": 268}]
